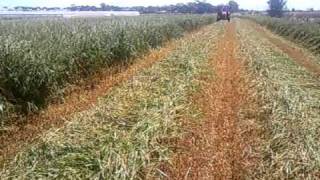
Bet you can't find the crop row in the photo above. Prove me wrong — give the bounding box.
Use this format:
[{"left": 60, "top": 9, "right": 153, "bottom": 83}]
[
  {"left": 239, "top": 19, "right": 320, "bottom": 179},
  {"left": 248, "top": 16, "right": 320, "bottom": 54},
  {"left": 0, "top": 15, "right": 214, "bottom": 118}
]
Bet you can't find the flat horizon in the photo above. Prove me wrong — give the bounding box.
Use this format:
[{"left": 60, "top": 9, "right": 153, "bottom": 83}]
[{"left": 0, "top": 0, "right": 319, "bottom": 11}]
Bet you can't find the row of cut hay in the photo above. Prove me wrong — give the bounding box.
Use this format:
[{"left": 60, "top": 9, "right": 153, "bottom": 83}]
[
  {"left": 238, "top": 20, "right": 320, "bottom": 179},
  {"left": 0, "top": 24, "right": 221, "bottom": 179},
  {"left": 0, "top": 15, "right": 215, "bottom": 124},
  {"left": 246, "top": 16, "right": 320, "bottom": 55}
]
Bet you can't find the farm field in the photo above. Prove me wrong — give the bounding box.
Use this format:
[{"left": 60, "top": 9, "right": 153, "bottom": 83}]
[
  {"left": 1, "top": 16, "right": 320, "bottom": 179},
  {"left": 0, "top": 15, "right": 214, "bottom": 121},
  {"left": 249, "top": 16, "right": 320, "bottom": 56}
]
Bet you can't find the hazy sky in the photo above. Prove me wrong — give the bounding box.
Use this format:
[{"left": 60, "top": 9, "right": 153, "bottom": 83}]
[{"left": 1, "top": 0, "right": 319, "bottom": 10}]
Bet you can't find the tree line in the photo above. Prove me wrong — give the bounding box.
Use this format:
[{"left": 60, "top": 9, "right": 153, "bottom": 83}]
[{"left": 9, "top": 1, "right": 240, "bottom": 14}]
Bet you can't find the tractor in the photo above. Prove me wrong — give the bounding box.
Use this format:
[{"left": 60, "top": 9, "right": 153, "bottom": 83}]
[{"left": 217, "top": 6, "right": 231, "bottom": 22}]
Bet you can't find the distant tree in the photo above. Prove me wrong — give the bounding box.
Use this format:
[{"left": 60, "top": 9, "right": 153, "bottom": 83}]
[
  {"left": 130, "top": 6, "right": 144, "bottom": 12},
  {"left": 68, "top": 4, "right": 78, "bottom": 11},
  {"left": 308, "top": 8, "right": 314, "bottom": 12},
  {"left": 100, "top": 3, "right": 107, "bottom": 11},
  {"left": 14, "top": 6, "right": 32, "bottom": 11},
  {"left": 169, "top": 1, "right": 215, "bottom": 14},
  {"left": 267, "top": 0, "right": 287, "bottom": 17},
  {"left": 80, "top": 6, "right": 98, "bottom": 11},
  {"left": 194, "top": 1, "right": 215, "bottom": 14},
  {"left": 291, "top": 8, "right": 295, "bottom": 12},
  {"left": 228, "top": 1, "right": 239, "bottom": 12},
  {"left": 64, "top": 2, "right": 218, "bottom": 14}
]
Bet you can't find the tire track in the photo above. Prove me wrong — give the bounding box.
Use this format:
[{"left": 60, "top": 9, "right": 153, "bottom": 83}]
[
  {"left": 204, "top": 22, "right": 247, "bottom": 179},
  {"left": 168, "top": 22, "right": 259, "bottom": 179}
]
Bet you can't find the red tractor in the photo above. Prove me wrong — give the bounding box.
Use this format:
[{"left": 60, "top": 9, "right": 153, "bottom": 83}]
[{"left": 217, "top": 6, "right": 231, "bottom": 22}]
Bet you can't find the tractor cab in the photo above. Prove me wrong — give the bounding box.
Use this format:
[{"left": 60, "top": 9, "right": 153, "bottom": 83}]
[{"left": 217, "top": 5, "right": 231, "bottom": 22}]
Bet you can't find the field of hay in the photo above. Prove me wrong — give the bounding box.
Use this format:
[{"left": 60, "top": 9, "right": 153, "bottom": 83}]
[{"left": 0, "top": 15, "right": 320, "bottom": 179}]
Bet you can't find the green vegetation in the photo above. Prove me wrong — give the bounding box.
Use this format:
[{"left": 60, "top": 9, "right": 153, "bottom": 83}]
[
  {"left": 0, "top": 24, "right": 221, "bottom": 179},
  {"left": 267, "top": 0, "right": 287, "bottom": 17},
  {"left": 238, "top": 20, "right": 320, "bottom": 179},
  {"left": 228, "top": 0, "right": 239, "bottom": 12},
  {"left": 249, "top": 16, "right": 320, "bottom": 54},
  {"left": 0, "top": 15, "right": 214, "bottom": 118}
]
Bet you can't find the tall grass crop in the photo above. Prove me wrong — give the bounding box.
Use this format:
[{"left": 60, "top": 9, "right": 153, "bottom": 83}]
[
  {"left": 247, "top": 16, "right": 320, "bottom": 54},
  {"left": 0, "top": 15, "right": 214, "bottom": 115}
]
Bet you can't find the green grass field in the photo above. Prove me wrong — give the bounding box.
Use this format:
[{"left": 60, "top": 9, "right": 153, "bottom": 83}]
[{"left": 1, "top": 16, "right": 320, "bottom": 179}]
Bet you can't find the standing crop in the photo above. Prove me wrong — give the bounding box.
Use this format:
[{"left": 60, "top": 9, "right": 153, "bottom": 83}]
[
  {"left": 247, "top": 16, "right": 320, "bottom": 54},
  {"left": 0, "top": 15, "right": 214, "bottom": 117}
]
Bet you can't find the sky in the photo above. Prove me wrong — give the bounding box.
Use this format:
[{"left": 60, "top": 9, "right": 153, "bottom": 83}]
[{"left": 0, "top": 0, "right": 319, "bottom": 11}]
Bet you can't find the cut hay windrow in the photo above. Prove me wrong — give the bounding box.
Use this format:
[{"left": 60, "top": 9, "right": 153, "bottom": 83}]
[
  {"left": 238, "top": 20, "right": 320, "bottom": 179},
  {"left": 0, "top": 15, "right": 214, "bottom": 124},
  {"left": 246, "top": 16, "right": 320, "bottom": 57},
  {"left": 167, "top": 21, "right": 262, "bottom": 179},
  {"left": 0, "top": 24, "right": 222, "bottom": 179}
]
